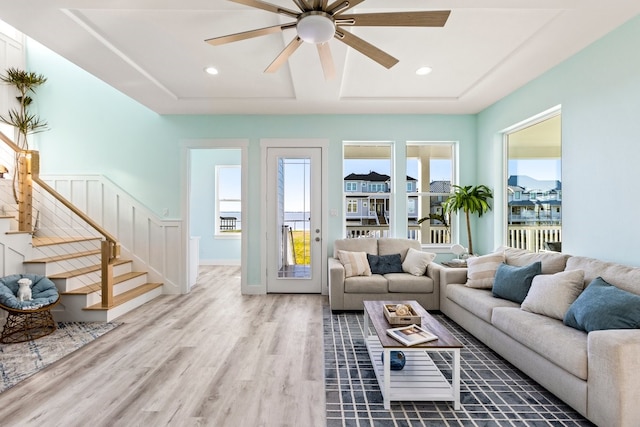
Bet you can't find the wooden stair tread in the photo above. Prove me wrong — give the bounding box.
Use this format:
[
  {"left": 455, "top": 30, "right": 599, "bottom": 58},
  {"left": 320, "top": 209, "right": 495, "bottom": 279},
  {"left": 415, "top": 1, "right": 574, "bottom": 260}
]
[
  {"left": 83, "top": 283, "right": 163, "bottom": 311},
  {"left": 61, "top": 272, "right": 148, "bottom": 295},
  {"left": 48, "top": 258, "right": 132, "bottom": 279},
  {"left": 31, "top": 236, "right": 102, "bottom": 247},
  {"left": 25, "top": 249, "right": 101, "bottom": 264}
]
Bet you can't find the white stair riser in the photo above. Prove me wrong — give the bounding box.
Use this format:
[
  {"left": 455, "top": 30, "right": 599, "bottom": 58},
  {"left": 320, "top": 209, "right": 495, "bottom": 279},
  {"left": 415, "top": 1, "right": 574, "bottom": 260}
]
[
  {"left": 31, "top": 240, "right": 101, "bottom": 258},
  {"left": 24, "top": 254, "right": 102, "bottom": 276},
  {"left": 80, "top": 275, "right": 149, "bottom": 306},
  {"left": 52, "top": 286, "right": 163, "bottom": 322},
  {"left": 51, "top": 262, "right": 133, "bottom": 292}
]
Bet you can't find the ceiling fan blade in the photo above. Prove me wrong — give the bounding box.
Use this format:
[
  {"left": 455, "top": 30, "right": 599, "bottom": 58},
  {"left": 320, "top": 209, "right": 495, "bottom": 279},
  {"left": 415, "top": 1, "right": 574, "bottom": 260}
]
[
  {"left": 291, "top": 0, "right": 310, "bottom": 12},
  {"left": 337, "top": 10, "right": 451, "bottom": 27},
  {"left": 265, "top": 37, "right": 304, "bottom": 73},
  {"left": 206, "top": 23, "right": 295, "bottom": 46},
  {"left": 326, "top": 0, "right": 365, "bottom": 15},
  {"left": 335, "top": 29, "right": 398, "bottom": 69},
  {"left": 230, "top": 0, "right": 299, "bottom": 18},
  {"left": 317, "top": 43, "right": 336, "bottom": 80}
]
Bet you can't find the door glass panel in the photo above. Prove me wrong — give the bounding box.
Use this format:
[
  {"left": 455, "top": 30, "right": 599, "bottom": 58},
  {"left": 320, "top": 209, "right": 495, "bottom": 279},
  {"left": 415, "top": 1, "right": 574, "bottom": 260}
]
[{"left": 277, "top": 157, "right": 311, "bottom": 279}]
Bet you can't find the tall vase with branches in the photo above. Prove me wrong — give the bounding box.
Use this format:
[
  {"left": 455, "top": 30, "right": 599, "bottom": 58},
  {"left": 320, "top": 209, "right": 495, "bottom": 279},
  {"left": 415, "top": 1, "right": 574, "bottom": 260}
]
[
  {"left": 442, "top": 184, "right": 493, "bottom": 255},
  {"left": 0, "top": 67, "right": 48, "bottom": 203}
]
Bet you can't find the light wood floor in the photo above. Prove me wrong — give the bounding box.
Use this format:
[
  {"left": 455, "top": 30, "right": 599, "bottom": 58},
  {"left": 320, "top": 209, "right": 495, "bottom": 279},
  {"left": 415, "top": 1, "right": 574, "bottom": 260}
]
[{"left": 0, "top": 266, "right": 328, "bottom": 427}]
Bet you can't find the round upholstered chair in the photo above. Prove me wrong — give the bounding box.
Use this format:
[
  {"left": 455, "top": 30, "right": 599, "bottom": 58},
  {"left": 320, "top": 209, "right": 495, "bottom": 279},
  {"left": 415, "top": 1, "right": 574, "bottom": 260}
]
[{"left": 0, "top": 274, "right": 60, "bottom": 344}]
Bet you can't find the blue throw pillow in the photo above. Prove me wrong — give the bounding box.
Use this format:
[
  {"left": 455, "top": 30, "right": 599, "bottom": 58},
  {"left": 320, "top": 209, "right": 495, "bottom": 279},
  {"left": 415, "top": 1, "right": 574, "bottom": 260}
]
[
  {"left": 564, "top": 277, "right": 640, "bottom": 332},
  {"left": 367, "top": 253, "right": 403, "bottom": 275},
  {"left": 492, "top": 262, "right": 542, "bottom": 304}
]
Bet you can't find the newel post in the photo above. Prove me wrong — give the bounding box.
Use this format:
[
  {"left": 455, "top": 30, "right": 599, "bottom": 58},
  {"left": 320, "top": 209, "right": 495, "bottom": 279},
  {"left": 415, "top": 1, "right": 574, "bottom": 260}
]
[
  {"left": 17, "top": 151, "right": 34, "bottom": 232},
  {"left": 101, "top": 240, "right": 114, "bottom": 308}
]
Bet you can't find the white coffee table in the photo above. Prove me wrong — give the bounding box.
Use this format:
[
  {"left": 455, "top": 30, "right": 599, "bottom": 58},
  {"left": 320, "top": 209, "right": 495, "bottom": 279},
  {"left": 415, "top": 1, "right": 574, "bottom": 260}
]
[{"left": 363, "top": 300, "right": 463, "bottom": 410}]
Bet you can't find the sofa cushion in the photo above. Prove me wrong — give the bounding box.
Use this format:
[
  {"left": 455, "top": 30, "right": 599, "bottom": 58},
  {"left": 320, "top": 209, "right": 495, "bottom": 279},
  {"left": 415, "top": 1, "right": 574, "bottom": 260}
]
[
  {"left": 334, "top": 238, "right": 378, "bottom": 257},
  {"left": 402, "top": 248, "right": 436, "bottom": 276},
  {"left": 492, "top": 262, "right": 542, "bottom": 304},
  {"left": 337, "top": 250, "right": 372, "bottom": 278},
  {"left": 344, "top": 274, "right": 388, "bottom": 293},
  {"left": 386, "top": 273, "right": 434, "bottom": 293},
  {"left": 504, "top": 247, "right": 569, "bottom": 274},
  {"left": 367, "top": 253, "right": 403, "bottom": 275},
  {"left": 446, "top": 284, "right": 519, "bottom": 323},
  {"left": 377, "top": 238, "right": 420, "bottom": 261},
  {"left": 564, "top": 277, "right": 640, "bottom": 332},
  {"left": 521, "top": 269, "right": 585, "bottom": 320},
  {"left": 465, "top": 251, "right": 505, "bottom": 289},
  {"left": 566, "top": 255, "right": 640, "bottom": 296},
  {"left": 492, "top": 307, "right": 588, "bottom": 380}
]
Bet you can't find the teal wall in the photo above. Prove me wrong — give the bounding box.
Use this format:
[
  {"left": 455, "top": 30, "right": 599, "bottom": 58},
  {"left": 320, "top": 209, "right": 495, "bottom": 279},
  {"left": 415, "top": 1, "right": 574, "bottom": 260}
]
[
  {"left": 190, "top": 148, "right": 242, "bottom": 263},
  {"left": 476, "top": 14, "right": 640, "bottom": 266}
]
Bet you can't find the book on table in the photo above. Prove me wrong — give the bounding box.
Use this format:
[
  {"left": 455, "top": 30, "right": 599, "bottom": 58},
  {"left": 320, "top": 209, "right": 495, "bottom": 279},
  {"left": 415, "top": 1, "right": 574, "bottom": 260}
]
[{"left": 386, "top": 324, "right": 438, "bottom": 346}]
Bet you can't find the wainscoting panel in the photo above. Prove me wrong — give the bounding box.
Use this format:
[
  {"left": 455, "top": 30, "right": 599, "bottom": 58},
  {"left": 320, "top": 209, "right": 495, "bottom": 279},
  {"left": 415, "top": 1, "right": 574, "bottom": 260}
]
[{"left": 43, "top": 175, "right": 183, "bottom": 294}]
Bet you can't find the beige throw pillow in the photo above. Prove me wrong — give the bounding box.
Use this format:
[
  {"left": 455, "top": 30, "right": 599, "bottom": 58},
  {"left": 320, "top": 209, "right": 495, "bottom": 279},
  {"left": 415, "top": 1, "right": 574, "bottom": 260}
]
[
  {"left": 337, "top": 250, "right": 372, "bottom": 278},
  {"left": 402, "top": 248, "right": 436, "bottom": 276},
  {"left": 521, "top": 269, "right": 585, "bottom": 320},
  {"left": 465, "top": 251, "right": 505, "bottom": 289}
]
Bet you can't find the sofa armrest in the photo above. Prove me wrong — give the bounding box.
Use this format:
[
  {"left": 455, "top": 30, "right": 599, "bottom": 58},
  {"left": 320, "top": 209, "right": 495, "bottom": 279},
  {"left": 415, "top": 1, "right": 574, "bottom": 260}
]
[
  {"left": 440, "top": 266, "right": 468, "bottom": 286},
  {"left": 588, "top": 329, "right": 640, "bottom": 427},
  {"left": 328, "top": 257, "right": 346, "bottom": 311}
]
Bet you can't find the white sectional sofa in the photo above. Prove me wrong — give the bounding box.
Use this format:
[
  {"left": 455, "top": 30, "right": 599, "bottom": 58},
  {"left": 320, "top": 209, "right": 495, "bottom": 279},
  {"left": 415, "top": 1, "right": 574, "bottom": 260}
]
[
  {"left": 328, "top": 238, "right": 440, "bottom": 311},
  {"left": 438, "top": 247, "right": 640, "bottom": 427}
]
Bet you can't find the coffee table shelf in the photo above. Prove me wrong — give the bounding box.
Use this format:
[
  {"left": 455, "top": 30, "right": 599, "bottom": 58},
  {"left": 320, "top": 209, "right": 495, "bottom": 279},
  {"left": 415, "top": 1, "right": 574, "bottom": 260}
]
[
  {"left": 363, "top": 300, "right": 463, "bottom": 410},
  {"left": 365, "top": 336, "right": 460, "bottom": 408}
]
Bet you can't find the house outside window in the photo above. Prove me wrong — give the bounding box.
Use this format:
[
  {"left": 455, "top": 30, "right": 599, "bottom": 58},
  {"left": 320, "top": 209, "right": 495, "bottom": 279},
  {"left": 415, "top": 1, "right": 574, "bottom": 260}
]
[
  {"left": 347, "top": 199, "right": 358, "bottom": 213},
  {"left": 346, "top": 182, "right": 357, "bottom": 191}
]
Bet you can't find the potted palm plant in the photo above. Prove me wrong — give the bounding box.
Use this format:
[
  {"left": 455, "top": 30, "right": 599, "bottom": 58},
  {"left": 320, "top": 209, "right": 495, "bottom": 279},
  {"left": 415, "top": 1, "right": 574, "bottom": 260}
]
[
  {"left": 0, "top": 67, "right": 48, "bottom": 149},
  {"left": 0, "top": 67, "right": 48, "bottom": 203},
  {"left": 442, "top": 184, "right": 493, "bottom": 255}
]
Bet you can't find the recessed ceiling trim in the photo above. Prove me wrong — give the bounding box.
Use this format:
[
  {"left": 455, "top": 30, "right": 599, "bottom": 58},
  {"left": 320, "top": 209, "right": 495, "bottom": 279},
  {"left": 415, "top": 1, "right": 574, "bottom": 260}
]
[
  {"left": 456, "top": 9, "right": 564, "bottom": 101},
  {"left": 61, "top": 8, "right": 178, "bottom": 100}
]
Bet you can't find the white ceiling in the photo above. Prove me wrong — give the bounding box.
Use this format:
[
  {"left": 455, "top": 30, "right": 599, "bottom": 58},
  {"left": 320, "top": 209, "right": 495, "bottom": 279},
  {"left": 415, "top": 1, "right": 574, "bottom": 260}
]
[{"left": 0, "top": 0, "right": 638, "bottom": 115}]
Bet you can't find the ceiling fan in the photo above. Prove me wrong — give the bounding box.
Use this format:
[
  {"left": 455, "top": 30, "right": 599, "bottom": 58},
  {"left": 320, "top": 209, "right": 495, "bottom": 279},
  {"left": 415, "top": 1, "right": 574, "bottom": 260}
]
[{"left": 205, "top": 0, "right": 450, "bottom": 79}]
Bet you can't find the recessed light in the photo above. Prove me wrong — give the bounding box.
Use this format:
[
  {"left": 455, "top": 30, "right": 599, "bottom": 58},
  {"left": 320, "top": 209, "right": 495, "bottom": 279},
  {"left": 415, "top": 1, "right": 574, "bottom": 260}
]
[
  {"left": 204, "top": 66, "right": 219, "bottom": 75},
  {"left": 416, "top": 66, "right": 433, "bottom": 76}
]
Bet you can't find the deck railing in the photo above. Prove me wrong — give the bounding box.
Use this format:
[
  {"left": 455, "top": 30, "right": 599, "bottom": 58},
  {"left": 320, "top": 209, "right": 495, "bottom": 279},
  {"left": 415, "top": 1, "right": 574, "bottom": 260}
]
[
  {"left": 0, "top": 131, "right": 120, "bottom": 307},
  {"left": 346, "top": 224, "right": 561, "bottom": 253}
]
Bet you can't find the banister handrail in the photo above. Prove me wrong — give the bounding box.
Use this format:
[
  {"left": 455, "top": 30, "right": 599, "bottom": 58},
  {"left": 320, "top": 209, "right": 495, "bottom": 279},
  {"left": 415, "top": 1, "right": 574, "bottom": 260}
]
[{"left": 30, "top": 151, "right": 120, "bottom": 258}]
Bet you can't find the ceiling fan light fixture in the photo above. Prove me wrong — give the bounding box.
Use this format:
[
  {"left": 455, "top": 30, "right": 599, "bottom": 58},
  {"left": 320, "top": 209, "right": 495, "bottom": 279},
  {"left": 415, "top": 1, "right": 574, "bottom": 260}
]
[
  {"left": 297, "top": 12, "right": 335, "bottom": 44},
  {"left": 416, "top": 66, "right": 433, "bottom": 76}
]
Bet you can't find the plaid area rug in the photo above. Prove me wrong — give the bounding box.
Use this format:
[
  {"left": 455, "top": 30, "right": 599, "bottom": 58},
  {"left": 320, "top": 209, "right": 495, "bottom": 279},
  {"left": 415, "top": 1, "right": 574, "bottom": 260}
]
[
  {"left": 0, "top": 321, "right": 121, "bottom": 393},
  {"left": 324, "top": 308, "right": 594, "bottom": 427}
]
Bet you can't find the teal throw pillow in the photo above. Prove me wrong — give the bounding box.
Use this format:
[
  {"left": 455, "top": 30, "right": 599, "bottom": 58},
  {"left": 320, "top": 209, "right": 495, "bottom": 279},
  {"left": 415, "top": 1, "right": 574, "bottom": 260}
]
[
  {"left": 367, "top": 253, "right": 403, "bottom": 275},
  {"left": 492, "top": 262, "right": 542, "bottom": 304},
  {"left": 564, "top": 277, "right": 640, "bottom": 332}
]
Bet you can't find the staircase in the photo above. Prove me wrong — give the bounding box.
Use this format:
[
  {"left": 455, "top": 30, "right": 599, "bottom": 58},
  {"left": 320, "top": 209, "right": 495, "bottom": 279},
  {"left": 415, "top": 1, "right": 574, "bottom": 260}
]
[
  {"left": 22, "top": 235, "right": 163, "bottom": 322},
  {"left": 0, "top": 134, "right": 166, "bottom": 322}
]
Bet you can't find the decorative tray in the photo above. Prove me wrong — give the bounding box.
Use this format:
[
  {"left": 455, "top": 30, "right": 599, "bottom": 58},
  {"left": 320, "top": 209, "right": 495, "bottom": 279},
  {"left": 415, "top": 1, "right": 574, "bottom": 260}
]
[{"left": 383, "top": 303, "right": 421, "bottom": 325}]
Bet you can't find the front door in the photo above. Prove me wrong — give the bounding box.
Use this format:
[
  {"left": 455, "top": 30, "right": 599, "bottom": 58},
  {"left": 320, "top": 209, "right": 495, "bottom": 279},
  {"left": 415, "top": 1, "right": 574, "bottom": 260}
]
[{"left": 266, "top": 147, "right": 322, "bottom": 293}]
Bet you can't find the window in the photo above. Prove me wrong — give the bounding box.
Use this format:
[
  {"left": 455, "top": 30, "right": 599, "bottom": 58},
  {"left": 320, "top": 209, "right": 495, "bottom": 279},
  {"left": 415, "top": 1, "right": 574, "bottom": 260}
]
[
  {"left": 506, "top": 112, "right": 561, "bottom": 252},
  {"left": 406, "top": 143, "right": 454, "bottom": 245},
  {"left": 346, "top": 182, "right": 357, "bottom": 191},
  {"left": 216, "top": 165, "right": 241, "bottom": 235},
  {"left": 347, "top": 199, "right": 358, "bottom": 213},
  {"left": 343, "top": 144, "right": 391, "bottom": 238}
]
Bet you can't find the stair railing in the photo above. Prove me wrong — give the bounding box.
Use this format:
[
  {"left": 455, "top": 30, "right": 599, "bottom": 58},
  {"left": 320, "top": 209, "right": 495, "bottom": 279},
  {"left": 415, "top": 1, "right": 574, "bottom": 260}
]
[{"left": 0, "top": 130, "right": 120, "bottom": 308}]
